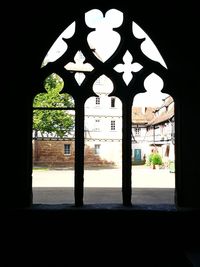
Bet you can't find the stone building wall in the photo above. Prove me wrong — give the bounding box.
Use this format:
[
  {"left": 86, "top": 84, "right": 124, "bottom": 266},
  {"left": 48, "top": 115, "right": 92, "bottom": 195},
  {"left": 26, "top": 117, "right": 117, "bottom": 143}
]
[
  {"left": 32, "top": 140, "right": 116, "bottom": 168},
  {"left": 32, "top": 140, "right": 75, "bottom": 168}
]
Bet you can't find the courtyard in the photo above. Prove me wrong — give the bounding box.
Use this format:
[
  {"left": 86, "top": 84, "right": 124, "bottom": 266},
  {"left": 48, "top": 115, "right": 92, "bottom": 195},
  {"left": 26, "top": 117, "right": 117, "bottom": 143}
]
[{"left": 33, "top": 165, "right": 175, "bottom": 205}]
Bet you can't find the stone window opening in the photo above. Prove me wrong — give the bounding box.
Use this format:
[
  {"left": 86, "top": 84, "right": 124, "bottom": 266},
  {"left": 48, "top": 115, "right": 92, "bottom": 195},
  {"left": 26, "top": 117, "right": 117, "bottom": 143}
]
[{"left": 33, "top": 7, "right": 175, "bottom": 207}]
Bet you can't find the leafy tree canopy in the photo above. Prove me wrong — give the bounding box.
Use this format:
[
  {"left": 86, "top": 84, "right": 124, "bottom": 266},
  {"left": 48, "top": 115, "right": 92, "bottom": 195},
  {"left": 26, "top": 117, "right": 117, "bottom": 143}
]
[{"left": 33, "top": 73, "right": 75, "bottom": 138}]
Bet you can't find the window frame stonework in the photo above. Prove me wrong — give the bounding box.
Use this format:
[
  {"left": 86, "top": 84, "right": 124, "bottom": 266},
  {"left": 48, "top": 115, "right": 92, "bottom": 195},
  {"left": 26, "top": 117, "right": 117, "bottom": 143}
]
[{"left": 34, "top": 7, "right": 170, "bottom": 207}]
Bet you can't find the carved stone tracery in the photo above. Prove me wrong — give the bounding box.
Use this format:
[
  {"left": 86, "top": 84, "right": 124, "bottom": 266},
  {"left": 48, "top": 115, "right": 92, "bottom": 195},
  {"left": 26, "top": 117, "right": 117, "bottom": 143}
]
[{"left": 38, "top": 9, "right": 168, "bottom": 206}]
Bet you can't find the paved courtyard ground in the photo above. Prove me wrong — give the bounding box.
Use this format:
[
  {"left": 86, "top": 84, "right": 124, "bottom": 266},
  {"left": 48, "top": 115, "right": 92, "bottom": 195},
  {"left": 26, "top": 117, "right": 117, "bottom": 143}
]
[
  {"left": 33, "top": 165, "right": 175, "bottom": 205},
  {"left": 33, "top": 165, "right": 175, "bottom": 188}
]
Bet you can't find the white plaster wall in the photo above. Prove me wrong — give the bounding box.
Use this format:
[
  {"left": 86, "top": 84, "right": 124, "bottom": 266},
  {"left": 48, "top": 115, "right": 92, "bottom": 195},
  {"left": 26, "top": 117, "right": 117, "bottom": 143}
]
[{"left": 86, "top": 140, "right": 122, "bottom": 166}]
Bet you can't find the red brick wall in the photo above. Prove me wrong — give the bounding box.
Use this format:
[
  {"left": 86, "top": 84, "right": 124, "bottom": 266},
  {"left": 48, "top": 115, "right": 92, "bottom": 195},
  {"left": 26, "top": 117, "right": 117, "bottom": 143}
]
[
  {"left": 32, "top": 140, "right": 75, "bottom": 167},
  {"left": 32, "top": 140, "right": 115, "bottom": 168}
]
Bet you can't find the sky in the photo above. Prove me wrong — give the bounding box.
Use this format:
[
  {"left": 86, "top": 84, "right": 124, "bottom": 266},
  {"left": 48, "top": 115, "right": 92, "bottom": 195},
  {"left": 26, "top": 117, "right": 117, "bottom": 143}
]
[{"left": 44, "top": 8, "right": 169, "bottom": 107}]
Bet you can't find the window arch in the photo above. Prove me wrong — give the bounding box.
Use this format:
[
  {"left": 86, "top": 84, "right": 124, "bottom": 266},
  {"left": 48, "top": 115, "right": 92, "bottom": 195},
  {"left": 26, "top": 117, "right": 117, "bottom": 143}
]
[{"left": 34, "top": 8, "right": 172, "bottom": 207}]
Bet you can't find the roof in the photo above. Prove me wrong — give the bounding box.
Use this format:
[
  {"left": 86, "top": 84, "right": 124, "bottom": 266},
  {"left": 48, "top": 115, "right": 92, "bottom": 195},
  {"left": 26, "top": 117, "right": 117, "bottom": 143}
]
[
  {"left": 148, "top": 96, "right": 174, "bottom": 126},
  {"left": 132, "top": 96, "right": 174, "bottom": 126},
  {"left": 132, "top": 107, "right": 155, "bottom": 124}
]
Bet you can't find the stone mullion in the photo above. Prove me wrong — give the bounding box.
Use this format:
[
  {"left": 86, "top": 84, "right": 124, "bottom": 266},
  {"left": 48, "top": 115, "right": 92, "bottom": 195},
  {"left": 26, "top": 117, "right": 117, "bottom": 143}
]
[
  {"left": 74, "top": 98, "right": 85, "bottom": 206},
  {"left": 121, "top": 98, "right": 133, "bottom": 206}
]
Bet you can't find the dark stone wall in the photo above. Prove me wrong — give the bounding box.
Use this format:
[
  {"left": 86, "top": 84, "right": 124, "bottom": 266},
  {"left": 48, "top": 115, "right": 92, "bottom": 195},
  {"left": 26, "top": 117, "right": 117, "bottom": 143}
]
[
  {"left": 4, "top": 0, "right": 199, "bottom": 208},
  {"left": 2, "top": 1, "right": 200, "bottom": 264}
]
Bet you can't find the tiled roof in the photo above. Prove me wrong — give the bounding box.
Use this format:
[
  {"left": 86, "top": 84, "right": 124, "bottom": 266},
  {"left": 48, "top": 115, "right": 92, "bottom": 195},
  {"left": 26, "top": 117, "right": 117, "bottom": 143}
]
[
  {"left": 132, "top": 107, "right": 155, "bottom": 124},
  {"left": 148, "top": 108, "right": 174, "bottom": 125},
  {"left": 132, "top": 96, "right": 174, "bottom": 126}
]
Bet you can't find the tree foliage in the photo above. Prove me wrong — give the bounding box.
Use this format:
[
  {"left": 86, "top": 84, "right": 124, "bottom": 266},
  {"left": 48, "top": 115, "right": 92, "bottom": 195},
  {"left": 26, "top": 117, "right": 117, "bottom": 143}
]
[{"left": 33, "top": 73, "right": 75, "bottom": 138}]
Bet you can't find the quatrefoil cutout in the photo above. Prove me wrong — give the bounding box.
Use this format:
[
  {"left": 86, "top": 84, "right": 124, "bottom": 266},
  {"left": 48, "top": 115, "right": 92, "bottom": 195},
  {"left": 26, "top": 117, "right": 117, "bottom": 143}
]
[{"left": 114, "top": 51, "right": 143, "bottom": 85}]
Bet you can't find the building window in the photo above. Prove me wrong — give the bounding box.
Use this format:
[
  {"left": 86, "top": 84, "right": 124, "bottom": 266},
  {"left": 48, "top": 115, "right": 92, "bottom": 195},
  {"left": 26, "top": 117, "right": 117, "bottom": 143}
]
[
  {"left": 95, "top": 97, "right": 100, "bottom": 106},
  {"left": 134, "top": 128, "right": 141, "bottom": 136},
  {"left": 94, "top": 144, "right": 101, "bottom": 155},
  {"left": 111, "top": 120, "right": 116, "bottom": 131},
  {"left": 95, "top": 119, "right": 100, "bottom": 131},
  {"left": 64, "top": 144, "right": 71, "bottom": 155},
  {"left": 111, "top": 97, "right": 116, "bottom": 108}
]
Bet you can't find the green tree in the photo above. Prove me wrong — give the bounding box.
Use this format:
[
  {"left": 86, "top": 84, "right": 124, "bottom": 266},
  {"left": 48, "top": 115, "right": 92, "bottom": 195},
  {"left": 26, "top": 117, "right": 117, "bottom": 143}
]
[{"left": 33, "top": 73, "right": 75, "bottom": 138}]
